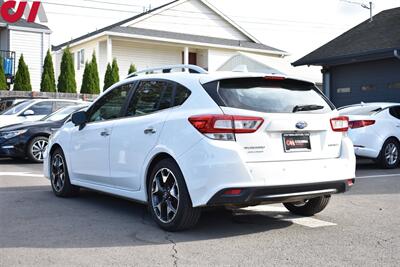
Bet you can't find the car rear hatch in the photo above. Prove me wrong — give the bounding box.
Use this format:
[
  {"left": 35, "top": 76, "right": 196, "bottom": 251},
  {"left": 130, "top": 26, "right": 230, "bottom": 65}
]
[{"left": 201, "top": 76, "right": 348, "bottom": 162}]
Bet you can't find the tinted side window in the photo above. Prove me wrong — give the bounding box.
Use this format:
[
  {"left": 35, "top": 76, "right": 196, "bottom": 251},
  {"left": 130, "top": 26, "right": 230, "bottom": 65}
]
[
  {"left": 88, "top": 84, "right": 131, "bottom": 122},
  {"left": 29, "top": 101, "right": 53, "bottom": 115},
  {"left": 389, "top": 107, "right": 400, "bottom": 120},
  {"left": 174, "top": 84, "right": 191, "bottom": 106},
  {"left": 127, "top": 81, "right": 173, "bottom": 117}
]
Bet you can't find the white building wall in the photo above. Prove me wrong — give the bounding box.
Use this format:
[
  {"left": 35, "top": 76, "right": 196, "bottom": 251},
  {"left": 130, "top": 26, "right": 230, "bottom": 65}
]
[
  {"left": 112, "top": 39, "right": 182, "bottom": 81},
  {"left": 129, "top": 0, "right": 249, "bottom": 41},
  {"left": 9, "top": 30, "right": 50, "bottom": 92},
  {"left": 207, "top": 49, "right": 237, "bottom": 71}
]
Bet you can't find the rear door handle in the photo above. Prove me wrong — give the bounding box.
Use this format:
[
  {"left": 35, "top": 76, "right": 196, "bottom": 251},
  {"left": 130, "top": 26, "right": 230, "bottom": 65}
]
[
  {"left": 100, "top": 130, "right": 110, "bottom": 137},
  {"left": 144, "top": 128, "right": 156, "bottom": 135}
]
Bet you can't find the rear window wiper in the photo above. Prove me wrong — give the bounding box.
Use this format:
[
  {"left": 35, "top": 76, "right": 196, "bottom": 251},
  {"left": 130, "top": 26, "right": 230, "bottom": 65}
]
[{"left": 293, "top": 105, "right": 324, "bottom": 113}]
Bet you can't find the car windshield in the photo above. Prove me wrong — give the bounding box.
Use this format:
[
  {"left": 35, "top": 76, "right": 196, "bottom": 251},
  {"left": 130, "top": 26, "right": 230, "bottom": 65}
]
[
  {"left": 217, "top": 78, "right": 333, "bottom": 114},
  {"left": 41, "top": 105, "right": 88, "bottom": 122},
  {"left": 339, "top": 106, "right": 383, "bottom": 115},
  {"left": 1, "top": 100, "right": 33, "bottom": 115}
]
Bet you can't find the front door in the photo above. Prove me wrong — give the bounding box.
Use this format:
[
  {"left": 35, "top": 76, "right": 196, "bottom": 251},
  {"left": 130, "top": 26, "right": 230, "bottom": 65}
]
[{"left": 69, "top": 84, "right": 132, "bottom": 185}]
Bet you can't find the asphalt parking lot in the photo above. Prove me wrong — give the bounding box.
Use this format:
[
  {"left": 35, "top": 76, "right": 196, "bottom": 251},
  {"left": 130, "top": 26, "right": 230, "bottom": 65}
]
[{"left": 0, "top": 159, "right": 399, "bottom": 267}]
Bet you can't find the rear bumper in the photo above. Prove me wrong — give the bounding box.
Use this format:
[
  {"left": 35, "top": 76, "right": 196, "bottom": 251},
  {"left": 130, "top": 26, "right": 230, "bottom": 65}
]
[{"left": 207, "top": 180, "right": 354, "bottom": 206}]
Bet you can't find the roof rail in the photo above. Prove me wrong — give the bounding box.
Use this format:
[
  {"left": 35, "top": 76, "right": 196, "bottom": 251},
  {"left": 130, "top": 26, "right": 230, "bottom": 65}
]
[{"left": 127, "top": 64, "right": 208, "bottom": 79}]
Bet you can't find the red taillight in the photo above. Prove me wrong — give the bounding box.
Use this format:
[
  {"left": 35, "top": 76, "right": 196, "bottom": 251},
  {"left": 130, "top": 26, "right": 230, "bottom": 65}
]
[
  {"left": 347, "top": 179, "right": 355, "bottom": 187},
  {"left": 188, "top": 115, "right": 264, "bottom": 140},
  {"left": 349, "top": 120, "right": 375, "bottom": 129},
  {"left": 330, "top": 116, "right": 349, "bottom": 132},
  {"left": 223, "top": 189, "right": 242, "bottom": 196}
]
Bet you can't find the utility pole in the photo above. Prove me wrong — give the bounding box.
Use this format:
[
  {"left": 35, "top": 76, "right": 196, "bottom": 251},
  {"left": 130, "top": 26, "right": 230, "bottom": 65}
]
[{"left": 341, "top": 1, "right": 373, "bottom": 22}]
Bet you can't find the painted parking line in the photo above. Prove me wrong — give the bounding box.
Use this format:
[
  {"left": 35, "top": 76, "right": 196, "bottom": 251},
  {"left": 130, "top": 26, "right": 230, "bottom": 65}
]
[
  {"left": 238, "top": 205, "right": 337, "bottom": 228},
  {"left": 357, "top": 173, "right": 400, "bottom": 179},
  {"left": 0, "top": 172, "right": 44, "bottom": 178}
]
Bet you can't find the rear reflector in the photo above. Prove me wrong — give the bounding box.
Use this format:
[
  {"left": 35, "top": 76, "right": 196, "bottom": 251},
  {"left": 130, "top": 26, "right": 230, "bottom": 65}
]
[
  {"left": 189, "top": 115, "right": 264, "bottom": 140},
  {"left": 330, "top": 116, "right": 349, "bottom": 132},
  {"left": 349, "top": 120, "right": 375, "bottom": 129},
  {"left": 347, "top": 179, "right": 355, "bottom": 187},
  {"left": 223, "top": 189, "right": 242, "bottom": 196}
]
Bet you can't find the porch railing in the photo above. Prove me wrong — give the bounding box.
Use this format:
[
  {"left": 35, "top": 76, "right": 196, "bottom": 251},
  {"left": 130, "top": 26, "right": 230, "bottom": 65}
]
[{"left": 0, "top": 50, "right": 16, "bottom": 84}]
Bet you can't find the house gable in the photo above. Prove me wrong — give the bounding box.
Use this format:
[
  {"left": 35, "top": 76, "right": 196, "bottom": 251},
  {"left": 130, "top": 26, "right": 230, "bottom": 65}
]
[{"left": 124, "top": 0, "right": 253, "bottom": 42}]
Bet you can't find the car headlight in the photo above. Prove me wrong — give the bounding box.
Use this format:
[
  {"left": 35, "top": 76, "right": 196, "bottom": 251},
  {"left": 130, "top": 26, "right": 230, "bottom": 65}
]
[{"left": 0, "top": 130, "right": 28, "bottom": 139}]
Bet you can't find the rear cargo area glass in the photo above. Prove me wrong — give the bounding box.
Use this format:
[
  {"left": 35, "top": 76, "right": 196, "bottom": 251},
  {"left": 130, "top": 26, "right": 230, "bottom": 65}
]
[{"left": 215, "top": 78, "right": 332, "bottom": 114}]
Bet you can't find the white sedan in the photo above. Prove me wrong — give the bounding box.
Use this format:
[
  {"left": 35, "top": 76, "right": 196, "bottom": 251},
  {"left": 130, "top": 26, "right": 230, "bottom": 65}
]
[{"left": 339, "top": 102, "right": 400, "bottom": 169}]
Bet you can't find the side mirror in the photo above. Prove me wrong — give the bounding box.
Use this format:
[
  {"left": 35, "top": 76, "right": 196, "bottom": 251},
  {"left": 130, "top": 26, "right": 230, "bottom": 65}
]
[
  {"left": 23, "top": 110, "right": 35, "bottom": 116},
  {"left": 71, "top": 111, "right": 87, "bottom": 126}
]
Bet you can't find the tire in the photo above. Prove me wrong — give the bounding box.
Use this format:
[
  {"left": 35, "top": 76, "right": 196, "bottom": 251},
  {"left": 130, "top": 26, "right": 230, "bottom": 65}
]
[
  {"left": 27, "top": 136, "right": 49, "bottom": 163},
  {"left": 283, "top": 196, "right": 331, "bottom": 216},
  {"left": 147, "top": 158, "right": 201, "bottom": 231},
  {"left": 50, "top": 148, "right": 80, "bottom": 197},
  {"left": 377, "top": 138, "right": 400, "bottom": 169}
]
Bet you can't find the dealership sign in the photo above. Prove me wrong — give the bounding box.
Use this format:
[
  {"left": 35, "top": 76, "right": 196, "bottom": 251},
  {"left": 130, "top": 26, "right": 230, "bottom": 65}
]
[{"left": 0, "top": 0, "right": 47, "bottom": 23}]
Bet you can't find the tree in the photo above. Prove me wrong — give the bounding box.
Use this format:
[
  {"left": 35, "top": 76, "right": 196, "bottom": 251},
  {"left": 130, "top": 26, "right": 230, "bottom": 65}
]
[
  {"left": 103, "top": 63, "right": 114, "bottom": 91},
  {"left": 0, "top": 56, "right": 7, "bottom": 90},
  {"left": 80, "top": 62, "right": 91, "bottom": 94},
  {"left": 40, "top": 50, "right": 56, "bottom": 92},
  {"left": 111, "top": 58, "right": 119, "bottom": 83},
  {"left": 128, "top": 64, "right": 137, "bottom": 75},
  {"left": 90, "top": 52, "right": 100, "bottom": 94},
  {"left": 14, "top": 54, "right": 32, "bottom": 91},
  {"left": 57, "top": 47, "right": 76, "bottom": 93}
]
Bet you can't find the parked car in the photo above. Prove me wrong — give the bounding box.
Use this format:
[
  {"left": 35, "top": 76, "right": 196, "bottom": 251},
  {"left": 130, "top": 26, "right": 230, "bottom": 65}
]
[
  {"left": 0, "top": 99, "right": 84, "bottom": 128},
  {"left": 0, "top": 104, "right": 89, "bottom": 163},
  {"left": 43, "top": 65, "right": 356, "bottom": 231},
  {"left": 339, "top": 102, "right": 400, "bottom": 169},
  {"left": 0, "top": 98, "right": 31, "bottom": 112}
]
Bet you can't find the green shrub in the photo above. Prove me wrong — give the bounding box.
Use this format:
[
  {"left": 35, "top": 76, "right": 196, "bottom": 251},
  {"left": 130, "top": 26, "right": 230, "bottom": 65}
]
[
  {"left": 90, "top": 53, "right": 100, "bottom": 94},
  {"left": 40, "top": 50, "right": 56, "bottom": 92},
  {"left": 128, "top": 64, "right": 137, "bottom": 75},
  {"left": 0, "top": 56, "right": 7, "bottom": 90},
  {"left": 81, "top": 53, "right": 101, "bottom": 94},
  {"left": 57, "top": 47, "right": 77, "bottom": 93},
  {"left": 103, "top": 63, "right": 113, "bottom": 91},
  {"left": 111, "top": 58, "right": 120, "bottom": 83},
  {"left": 14, "top": 54, "right": 32, "bottom": 91}
]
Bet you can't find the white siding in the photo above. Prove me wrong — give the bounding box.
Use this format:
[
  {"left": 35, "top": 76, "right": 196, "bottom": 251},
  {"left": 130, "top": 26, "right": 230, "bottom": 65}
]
[
  {"left": 129, "top": 0, "right": 249, "bottom": 41},
  {"left": 10, "top": 30, "right": 50, "bottom": 92},
  {"left": 207, "top": 49, "right": 237, "bottom": 71},
  {"left": 112, "top": 40, "right": 182, "bottom": 81}
]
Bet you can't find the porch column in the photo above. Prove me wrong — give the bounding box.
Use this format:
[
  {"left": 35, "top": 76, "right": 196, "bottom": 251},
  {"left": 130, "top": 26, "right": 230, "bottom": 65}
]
[
  {"left": 107, "top": 37, "right": 112, "bottom": 64},
  {"left": 183, "top": 46, "right": 189, "bottom": 65}
]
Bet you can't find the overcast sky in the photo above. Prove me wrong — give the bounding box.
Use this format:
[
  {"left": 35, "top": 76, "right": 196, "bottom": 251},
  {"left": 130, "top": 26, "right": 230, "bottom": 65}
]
[{"left": 39, "top": 0, "right": 400, "bottom": 81}]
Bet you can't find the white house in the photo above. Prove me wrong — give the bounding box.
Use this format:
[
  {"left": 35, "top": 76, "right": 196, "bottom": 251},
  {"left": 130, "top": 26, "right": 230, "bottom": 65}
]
[
  {"left": 218, "top": 52, "right": 320, "bottom": 83},
  {"left": 0, "top": 17, "right": 51, "bottom": 90},
  {"left": 53, "top": 0, "right": 289, "bottom": 91}
]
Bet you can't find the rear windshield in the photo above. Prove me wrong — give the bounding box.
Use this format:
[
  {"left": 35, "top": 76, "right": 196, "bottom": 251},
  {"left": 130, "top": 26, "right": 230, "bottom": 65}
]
[
  {"left": 205, "top": 78, "right": 333, "bottom": 114},
  {"left": 339, "top": 106, "right": 382, "bottom": 115}
]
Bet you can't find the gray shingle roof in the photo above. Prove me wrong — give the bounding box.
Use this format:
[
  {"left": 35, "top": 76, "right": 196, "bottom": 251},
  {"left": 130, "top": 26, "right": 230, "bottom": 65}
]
[
  {"left": 0, "top": 17, "right": 50, "bottom": 30},
  {"left": 109, "top": 26, "right": 284, "bottom": 53},
  {"left": 52, "top": 0, "right": 285, "bottom": 54},
  {"left": 293, "top": 7, "right": 400, "bottom": 66}
]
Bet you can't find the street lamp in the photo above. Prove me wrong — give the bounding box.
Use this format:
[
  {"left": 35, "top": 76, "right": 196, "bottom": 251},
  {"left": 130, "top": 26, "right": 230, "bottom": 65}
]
[{"left": 341, "top": 1, "right": 374, "bottom": 22}]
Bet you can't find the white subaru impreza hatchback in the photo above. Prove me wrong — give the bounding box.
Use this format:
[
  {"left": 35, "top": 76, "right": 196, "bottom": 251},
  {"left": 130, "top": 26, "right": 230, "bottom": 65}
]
[{"left": 44, "top": 65, "right": 356, "bottom": 231}]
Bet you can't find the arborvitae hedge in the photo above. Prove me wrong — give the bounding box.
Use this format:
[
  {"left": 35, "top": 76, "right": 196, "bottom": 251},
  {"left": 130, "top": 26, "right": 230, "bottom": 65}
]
[
  {"left": 0, "top": 56, "right": 7, "bottom": 90},
  {"left": 103, "top": 63, "right": 113, "bottom": 91},
  {"left": 40, "top": 50, "right": 56, "bottom": 92},
  {"left": 90, "top": 53, "right": 100, "bottom": 94},
  {"left": 57, "top": 48, "right": 77, "bottom": 93},
  {"left": 14, "top": 54, "right": 32, "bottom": 91},
  {"left": 111, "top": 58, "right": 120, "bottom": 83},
  {"left": 81, "top": 53, "right": 100, "bottom": 94},
  {"left": 128, "top": 64, "right": 137, "bottom": 75}
]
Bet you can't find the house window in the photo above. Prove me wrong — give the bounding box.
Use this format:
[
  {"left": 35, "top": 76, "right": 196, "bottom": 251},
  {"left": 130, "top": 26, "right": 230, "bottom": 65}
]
[
  {"left": 77, "top": 49, "right": 85, "bottom": 70},
  {"left": 337, "top": 87, "right": 351, "bottom": 94},
  {"left": 361, "top": 85, "right": 376, "bottom": 92},
  {"left": 388, "top": 82, "right": 400, "bottom": 89}
]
